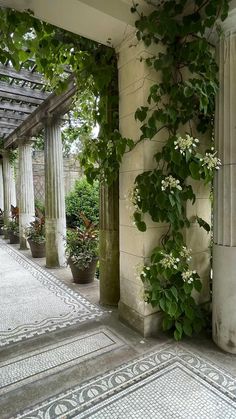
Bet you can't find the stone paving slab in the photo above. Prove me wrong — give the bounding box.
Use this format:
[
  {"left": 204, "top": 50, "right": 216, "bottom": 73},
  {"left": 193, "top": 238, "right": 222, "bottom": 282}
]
[
  {"left": 0, "top": 328, "right": 124, "bottom": 395},
  {"left": 14, "top": 344, "right": 236, "bottom": 418},
  {"left": 0, "top": 242, "right": 104, "bottom": 346}
]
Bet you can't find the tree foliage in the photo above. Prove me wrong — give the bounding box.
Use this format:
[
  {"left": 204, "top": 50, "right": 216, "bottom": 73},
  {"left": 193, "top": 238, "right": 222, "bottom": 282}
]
[{"left": 65, "top": 177, "right": 99, "bottom": 228}]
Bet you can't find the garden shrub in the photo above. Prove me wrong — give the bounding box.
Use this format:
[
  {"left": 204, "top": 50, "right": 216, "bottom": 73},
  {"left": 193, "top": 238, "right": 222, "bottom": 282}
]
[{"left": 65, "top": 177, "right": 99, "bottom": 228}]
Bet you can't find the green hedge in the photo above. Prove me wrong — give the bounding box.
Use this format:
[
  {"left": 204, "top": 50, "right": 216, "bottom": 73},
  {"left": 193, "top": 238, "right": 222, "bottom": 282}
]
[{"left": 65, "top": 177, "right": 99, "bottom": 228}]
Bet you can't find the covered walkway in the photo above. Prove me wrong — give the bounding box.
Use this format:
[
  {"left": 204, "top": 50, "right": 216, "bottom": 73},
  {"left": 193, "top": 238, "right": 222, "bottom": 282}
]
[{"left": 1, "top": 239, "right": 236, "bottom": 418}]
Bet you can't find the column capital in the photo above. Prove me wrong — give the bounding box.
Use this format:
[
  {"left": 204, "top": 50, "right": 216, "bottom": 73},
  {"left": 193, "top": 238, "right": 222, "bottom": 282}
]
[
  {"left": 17, "top": 137, "right": 34, "bottom": 147},
  {"left": 1, "top": 149, "right": 10, "bottom": 158},
  {"left": 219, "top": 6, "right": 236, "bottom": 37},
  {"left": 43, "top": 113, "right": 62, "bottom": 127}
]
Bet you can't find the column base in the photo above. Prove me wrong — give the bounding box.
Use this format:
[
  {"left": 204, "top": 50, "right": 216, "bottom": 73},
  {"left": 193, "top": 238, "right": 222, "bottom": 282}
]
[
  {"left": 20, "top": 237, "right": 28, "bottom": 250},
  {"left": 45, "top": 218, "right": 66, "bottom": 268},
  {"left": 19, "top": 213, "right": 34, "bottom": 251},
  {"left": 212, "top": 244, "right": 236, "bottom": 354},
  {"left": 99, "top": 229, "right": 120, "bottom": 306},
  {"left": 118, "top": 301, "right": 163, "bottom": 337}
]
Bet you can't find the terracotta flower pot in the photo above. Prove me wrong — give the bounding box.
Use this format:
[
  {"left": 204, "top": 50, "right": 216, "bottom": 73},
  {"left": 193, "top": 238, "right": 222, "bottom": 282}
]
[
  {"left": 68, "top": 258, "right": 98, "bottom": 284},
  {"left": 28, "top": 239, "right": 46, "bottom": 258},
  {"left": 9, "top": 230, "right": 20, "bottom": 244}
]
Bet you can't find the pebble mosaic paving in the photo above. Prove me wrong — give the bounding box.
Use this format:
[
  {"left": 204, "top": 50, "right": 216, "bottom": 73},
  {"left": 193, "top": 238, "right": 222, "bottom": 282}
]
[
  {"left": 0, "top": 242, "right": 104, "bottom": 346},
  {"left": 15, "top": 345, "right": 236, "bottom": 418},
  {"left": 0, "top": 329, "right": 124, "bottom": 395}
]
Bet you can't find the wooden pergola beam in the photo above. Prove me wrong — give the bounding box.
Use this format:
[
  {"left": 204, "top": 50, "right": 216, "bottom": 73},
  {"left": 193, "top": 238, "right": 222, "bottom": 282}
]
[
  {"left": 0, "top": 64, "right": 44, "bottom": 84},
  {"left": 4, "top": 76, "right": 77, "bottom": 148}
]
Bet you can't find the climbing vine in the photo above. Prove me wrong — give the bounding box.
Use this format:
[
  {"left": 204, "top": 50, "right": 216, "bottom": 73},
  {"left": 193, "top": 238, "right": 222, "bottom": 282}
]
[
  {"left": 129, "top": 0, "right": 229, "bottom": 340},
  {"left": 0, "top": 8, "right": 133, "bottom": 182},
  {"left": 0, "top": 3, "right": 231, "bottom": 340}
]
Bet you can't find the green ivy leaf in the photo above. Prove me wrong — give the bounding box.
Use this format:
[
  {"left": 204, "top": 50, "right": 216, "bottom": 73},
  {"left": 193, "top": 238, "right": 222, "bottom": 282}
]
[
  {"left": 137, "top": 221, "right": 147, "bottom": 232},
  {"left": 159, "top": 298, "right": 166, "bottom": 312},
  {"left": 170, "top": 286, "right": 178, "bottom": 301},
  {"left": 174, "top": 328, "right": 182, "bottom": 341},
  {"left": 185, "top": 305, "right": 194, "bottom": 320},
  {"left": 196, "top": 216, "right": 210, "bottom": 232},
  {"left": 175, "top": 321, "right": 182, "bottom": 334},
  {"left": 183, "top": 319, "right": 193, "bottom": 336},
  {"left": 193, "top": 279, "right": 202, "bottom": 292},
  {"left": 162, "top": 316, "right": 173, "bottom": 331},
  {"left": 135, "top": 106, "right": 148, "bottom": 122},
  {"left": 189, "top": 161, "right": 201, "bottom": 180},
  {"left": 167, "top": 301, "right": 178, "bottom": 317}
]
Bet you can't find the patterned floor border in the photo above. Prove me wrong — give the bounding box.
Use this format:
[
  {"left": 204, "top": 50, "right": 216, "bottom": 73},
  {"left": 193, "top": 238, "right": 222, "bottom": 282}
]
[
  {"left": 14, "top": 344, "right": 236, "bottom": 418},
  {"left": 0, "top": 328, "right": 125, "bottom": 396},
  {"left": 0, "top": 243, "right": 106, "bottom": 347}
]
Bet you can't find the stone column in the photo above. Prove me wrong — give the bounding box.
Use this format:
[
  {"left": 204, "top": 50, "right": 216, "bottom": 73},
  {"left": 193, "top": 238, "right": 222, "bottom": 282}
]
[
  {"left": 99, "top": 180, "right": 120, "bottom": 305},
  {"left": 18, "top": 140, "right": 35, "bottom": 249},
  {"left": 117, "top": 31, "right": 169, "bottom": 336},
  {"left": 2, "top": 151, "right": 16, "bottom": 227},
  {"left": 0, "top": 159, "right": 4, "bottom": 210},
  {"left": 44, "top": 117, "right": 66, "bottom": 267},
  {"left": 213, "top": 8, "right": 236, "bottom": 354}
]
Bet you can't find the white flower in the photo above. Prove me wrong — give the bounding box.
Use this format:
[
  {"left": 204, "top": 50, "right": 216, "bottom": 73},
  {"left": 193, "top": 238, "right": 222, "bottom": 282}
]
[
  {"left": 174, "top": 134, "right": 199, "bottom": 155},
  {"left": 128, "top": 187, "right": 142, "bottom": 208},
  {"left": 161, "top": 175, "right": 182, "bottom": 191},
  {"left": 180, "top": 246, "right": 192, "bottom": 261},
  {"left": 159, "top": 252, "right": 180, "bottom": 269},
  {"left": 201, "top": 149, "right": 221, "bottom": 171},
  {"left": 181, "top": 269, "right": 197, "bottom": 284}
]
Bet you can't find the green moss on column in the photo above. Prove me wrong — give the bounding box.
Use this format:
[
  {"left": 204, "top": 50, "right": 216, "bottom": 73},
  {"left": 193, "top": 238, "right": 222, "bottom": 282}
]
[{"left": 99, "top": 179, "right": 120, "bottom": 306}]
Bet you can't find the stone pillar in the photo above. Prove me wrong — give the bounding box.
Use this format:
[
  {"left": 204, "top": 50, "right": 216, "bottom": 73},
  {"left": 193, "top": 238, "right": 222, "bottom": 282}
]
[
  {"left": 99, "top": 180, "right": 120, "bottom": 305},
  {"left": 117, "top": 31, "right": 169, "bottom": 336},
  {"left": 212, "top": 8, "right": 236, "bottom": 354},
  {"left": 0, "top": 159, "right": 4, "bottom": 210},
  {"left": 2, "top": 151, "right": 16, "bottom": 227},
  {"left": 18, "top": 140, "right": 35, "bottom": 249},
  {"left": 44, "top": 117, "right": 66, "bottom": 267}
]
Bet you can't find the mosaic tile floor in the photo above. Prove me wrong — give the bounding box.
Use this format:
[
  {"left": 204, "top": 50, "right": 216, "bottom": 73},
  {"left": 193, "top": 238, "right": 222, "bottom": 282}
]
[
  {"left": 14, "top": 345, "right": 236, "bottom": 419},
  {"left": 0, "top": 329, "right": 124, "bottom": 395},
  {"left": 0, "top": 242, "right": 104, "bottom": 346}
]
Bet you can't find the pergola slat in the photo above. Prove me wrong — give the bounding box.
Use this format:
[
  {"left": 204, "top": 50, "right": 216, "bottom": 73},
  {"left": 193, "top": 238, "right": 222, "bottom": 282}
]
[
  {"left": 5, "top": 76, "right": 77, "bottom": 148},
  {"left": 0, "top": 121, "right": 19, "bottom": 129},
  {"left": 0, "top": 91, "right": 44, "bottom": 105},
  {"left": 0, "top": 127, "right": 13, "bottom": 134},
  {"left": 0, "top": 111, "right": 27, "bottom": 121},
  {"left": 0, "top": 102, "right": 36, "bottom": 114},
  {"left": 0, "top": 64, "right": 44, "bottom": 85},
  {"left": 0, "top": 81, "right": 49, "bottom": 101}
]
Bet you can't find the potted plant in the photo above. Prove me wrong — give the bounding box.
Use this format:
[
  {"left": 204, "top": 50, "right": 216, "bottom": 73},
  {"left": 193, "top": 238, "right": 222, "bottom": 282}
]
[
  {"left": 7, "top": 220, "right": 20, "bottom": 243},
  {"left": 4, "top": 205, "right": 20, "bottom": 243},
  {"left": 24, "top": 208, "right": 46, "bottom": 258},
  {"left": 0, "top": 209, "right": 4, "bottom": 235},
  {"left": 66, "top": 213, "right": 98, "bottom": 284}
]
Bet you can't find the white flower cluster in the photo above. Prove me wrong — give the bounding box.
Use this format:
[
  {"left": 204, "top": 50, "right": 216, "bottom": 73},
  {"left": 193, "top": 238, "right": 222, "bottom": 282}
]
[
  {"left": 180, "top": 246, "right": 192, "bottom": 262},
  {"left": 140, "top": 266, "right": 150, "bottom": 278},
  {"left": 135, "top": 263, "right": 150, "bottom": 281},
  {"left": 181, "top": 269, "right": 196, "bottom": 284},
  {"left": 201, "top": 147, "right": 221, "bottom": 170},
  {"left": 174, "top": 134, "right": 199, "bottom": 155},
  {"left": 128, "top": 187, "right": 141, "bottom": 210},
  {"left": 159, "top": 252, "right": 180, "bottom": 270},
  {"left": 161, "top": 175, "right": 182, "bottom": 192}
]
